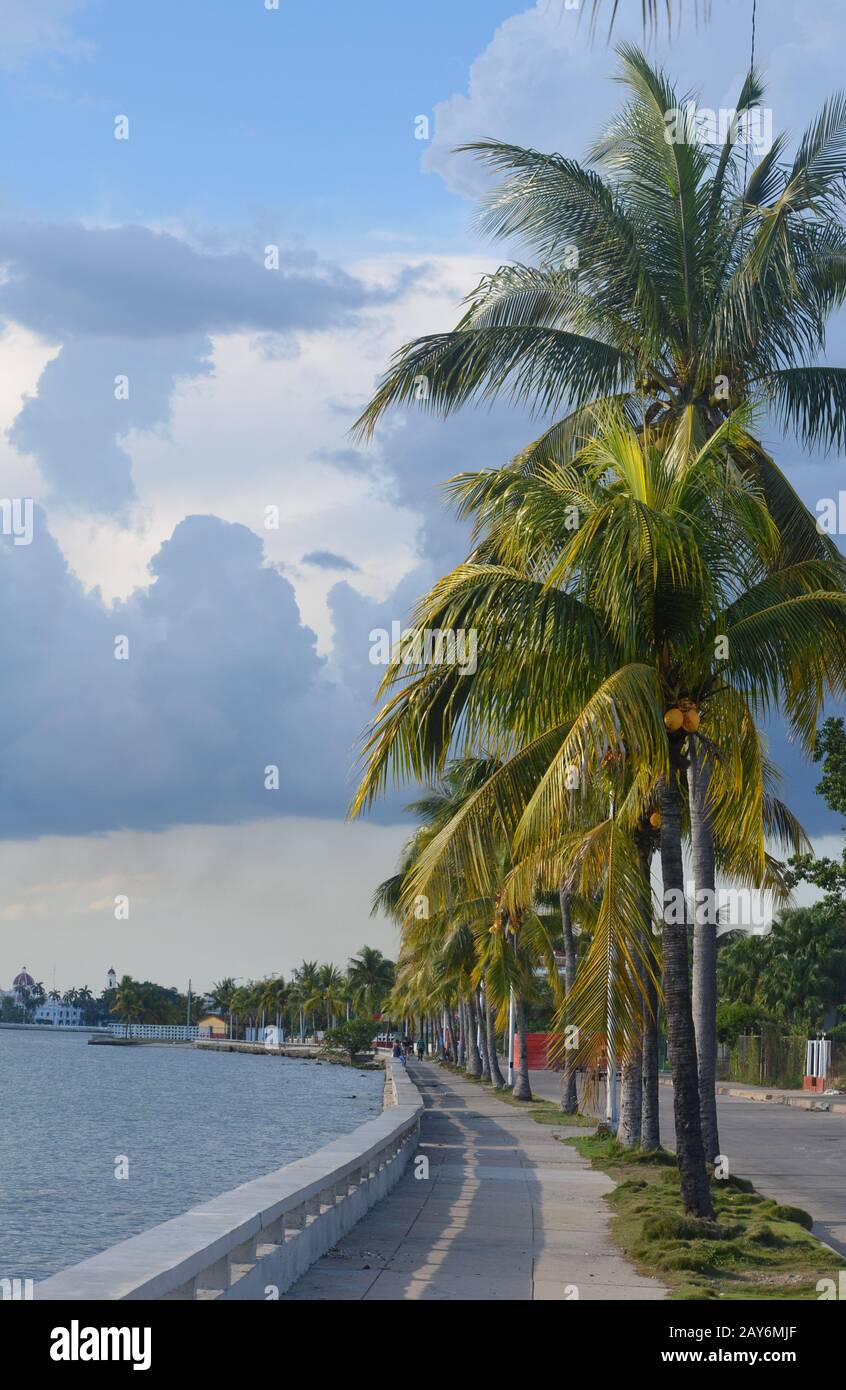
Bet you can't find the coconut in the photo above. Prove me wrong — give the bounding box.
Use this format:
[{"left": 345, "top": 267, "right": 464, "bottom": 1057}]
[
  {"left": 683, "top": 708, "right": 700, "bottom": 732},
  {"left": 663, "top": 708, "right": 684, "bottom": 731},
  {"left": 649, "top": 811, "right": 662, "bottom": 829}
]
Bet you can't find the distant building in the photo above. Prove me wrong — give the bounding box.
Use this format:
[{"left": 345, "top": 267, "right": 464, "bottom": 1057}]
[
  {"left": 11, "top": 968, "right": 35, "bottom": 1002},
  {"left": 197, "top": 1013, "right": 227, "bottom": 1038},
  {"left": 0, "top": 969, "right": 37, "bottom": 1014},
  {"left": 35, "top": 1001, "right": 82, "bottom": 1027},
  {"left": 107, "top": 967, "right": 117, "bottom": 991}
]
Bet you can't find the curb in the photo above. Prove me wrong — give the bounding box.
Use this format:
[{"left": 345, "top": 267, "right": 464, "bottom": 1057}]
[{"left": 658, "top": 1075, "right": 846, "bottom": 1114}]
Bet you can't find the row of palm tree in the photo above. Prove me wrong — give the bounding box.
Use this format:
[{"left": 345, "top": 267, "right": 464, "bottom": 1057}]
[
  {"left": 351, "top": 49, "right": 846, "bottom": 1217},
  {"left": 47, "top": 986, "right": 95, "bottom": 1007},
  {"left": 207, "top": 948, "right": 396, "bottom": 1040}
]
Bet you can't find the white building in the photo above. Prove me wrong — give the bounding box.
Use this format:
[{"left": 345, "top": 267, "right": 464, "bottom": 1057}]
[{"left": 35, "top": 1001, "right": 82, "bottom": 1027}]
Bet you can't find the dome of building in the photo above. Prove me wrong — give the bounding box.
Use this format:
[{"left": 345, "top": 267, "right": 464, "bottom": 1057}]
[{"left": 13, "top": 967, "right": 35, "bottom": 989}]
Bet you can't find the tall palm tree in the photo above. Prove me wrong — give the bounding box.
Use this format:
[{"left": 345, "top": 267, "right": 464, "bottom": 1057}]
[
  {"left": 210, "top": 977, "right": 237, "bottom": 1019},
  {"left": 375, "top": 761, "right": 562, "bottom": 1097},
  {"left": 354, "top": 405, "right": 835, "bottom": 1210},
  {"left": 354, "top": 44, "right": 846, "bottom": 1152},
  {"left": 355, "top": 49, "right": 846, "bottom": 529},
  {"left": 346, "top": 947, "right": 395, "bottom": 1018},
  {"left": 305, "top": 965, "right": 346, "bottom": 1031},
  {"left": 293, "top": 961, "right": 321, "bottom": 1037}
]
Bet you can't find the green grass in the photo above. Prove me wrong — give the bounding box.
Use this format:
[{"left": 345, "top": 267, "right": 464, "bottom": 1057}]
[{"left": 565, "top": 1134, "right": 844, "bottom": 1301}]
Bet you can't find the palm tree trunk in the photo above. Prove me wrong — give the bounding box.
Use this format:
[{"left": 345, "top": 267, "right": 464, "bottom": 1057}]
[
  {"left": 659, "top": 772, "right": 714, "bottom": 1218},
  {"left": 688, "top": 740, "right": 720, "bottom": 1163},
  {"left": 617, "top": 1042, "right": 643, "bottom": 1148},
  {"left": 512, "top": 994, "right": 533, "bottom": 1101},
  {"left": 456, "top": 1003, "right": 466, "bottom": 1067},
  {"left": 641, "top": 971, "right": 661, "bottom": 1151},
  {"left": 558, "top": 884, "right": 579, "bottom": 1113},
  {"left": 464, "top": 995, "right": 482, "bottom": 1077},
  {"left": 476, "top": 991, "right": 492, "bottom": 1081},
  {"left": 486, "top": 986, "right": 506, "bottom": 1088}
]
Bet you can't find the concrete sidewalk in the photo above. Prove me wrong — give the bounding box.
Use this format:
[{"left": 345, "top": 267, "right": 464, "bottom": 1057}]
[{"left": 280, "top": 1061, "right": 666, "bottom": 1301}]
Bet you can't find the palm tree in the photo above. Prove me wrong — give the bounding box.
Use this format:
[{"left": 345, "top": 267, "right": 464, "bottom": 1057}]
[
  {"left": 293, "top": 962, "right": 321, "bottom": 1038},
  {"left": 305, "top": 965, "right": 346, "bottom": 1031},
  {"left": 112, "top": 977, "right": 143, "bottom": 1036},
  {"left": 354, "top": 44, "right": 846, "bottom": 1157},
  {"left": 210, "top": 977, "right": 237, "bottom": 1026},
  {"left": 750, "top": 907, "right": 846, "bottom": 1032},
  {"left": 346, "top": 947, "right": 395, "bottom": 1018},
  {"left": 354, "top": 403, "right": 839, "bottom": 1208},
  {"left": 374, "top": 759, "right": 564, "bottom": 1100},
  {"left": 590, "top": 0, "right": 711, "bottom": 34},
  {"left": 355, "top": 50, "right": 846, "bottom": 564}
]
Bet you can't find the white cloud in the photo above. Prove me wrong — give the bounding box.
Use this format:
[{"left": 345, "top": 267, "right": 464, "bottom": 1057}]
[
  {"left": 19, "top": 252, "right": 497, "bottom": 646},
  {"left": 420, "top": 0, "right": 846, "bottom": 202}
]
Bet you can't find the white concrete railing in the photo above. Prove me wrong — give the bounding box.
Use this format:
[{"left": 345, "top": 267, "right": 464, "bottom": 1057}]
[
  {"left": 109, "top": 1023, "right": 203, "bottom": 1040},
  {"left": 37, "top": 1060, "right": 422, "bottom": 1302}
]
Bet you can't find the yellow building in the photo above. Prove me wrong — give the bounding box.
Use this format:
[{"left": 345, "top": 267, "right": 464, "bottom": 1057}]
[{"left": 198, "top": 1014, "right": 227, "bottom": 1038}]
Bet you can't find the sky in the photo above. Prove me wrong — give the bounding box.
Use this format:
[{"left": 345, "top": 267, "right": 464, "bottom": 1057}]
[{"left": 1, "top": 0, "right": 845, "bottom": 995}]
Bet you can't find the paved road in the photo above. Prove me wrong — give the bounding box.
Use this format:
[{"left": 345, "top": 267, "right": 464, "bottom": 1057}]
[
  {"left": 528, "top": 1069, "right": 846, "bottom": 1258},
  {"left": 281, "top": 1062, "right": 666, "bottom": 1301}
]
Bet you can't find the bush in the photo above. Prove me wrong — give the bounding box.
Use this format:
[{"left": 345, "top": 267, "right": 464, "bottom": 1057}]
[{"left": 324, "top": 1019, "right": 377, "bottom": 1061}]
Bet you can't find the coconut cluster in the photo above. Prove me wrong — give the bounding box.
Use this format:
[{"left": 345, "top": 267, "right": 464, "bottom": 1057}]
[{"left": 663, "top": 700, "right": 699, "bottom": 733}]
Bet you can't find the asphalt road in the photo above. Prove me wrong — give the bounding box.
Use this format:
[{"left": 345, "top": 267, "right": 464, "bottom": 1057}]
[{"left": 528, "top": 1069, "right": 846, "bottom": 1258}]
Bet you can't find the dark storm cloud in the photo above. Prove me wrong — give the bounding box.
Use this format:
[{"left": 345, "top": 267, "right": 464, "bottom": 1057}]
[
  {"left": 301, "top": 550, "right": 360, "bottom": 571},
  {"left": 0, "top": 512, "right": 368, "bottom": 836},
  {"left": 0, "top": 221, "right": 418, "bottom": 340}
]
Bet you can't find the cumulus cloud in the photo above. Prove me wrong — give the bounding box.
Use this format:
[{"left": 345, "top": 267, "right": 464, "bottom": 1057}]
[
  {"left": 0, "top": 512, "right": 373, "bottom": 836},
  {"left": 0, "top": 220, "right": 422, "bottom": 513},
  {"left": 420, "top": 1, "right": 846, "bottom": 203}
]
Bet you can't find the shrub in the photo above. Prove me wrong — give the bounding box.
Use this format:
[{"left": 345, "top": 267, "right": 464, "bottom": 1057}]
[{"left": 324, "top": 1019, "right": 377, "bottom": 1061}]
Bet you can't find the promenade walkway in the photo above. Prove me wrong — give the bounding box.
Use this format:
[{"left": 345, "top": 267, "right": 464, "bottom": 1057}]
[{"left": 281, "top": 1061, "right": 666, "bottom": 1301}]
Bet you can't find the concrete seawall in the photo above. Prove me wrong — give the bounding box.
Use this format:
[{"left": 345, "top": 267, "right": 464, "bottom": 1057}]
[{"left": 36, "top": 1059, "right": 422, "bottom": 1302}]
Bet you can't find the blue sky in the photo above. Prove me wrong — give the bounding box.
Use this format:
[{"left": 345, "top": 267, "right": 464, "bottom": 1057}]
[
  {"left": 0, "top": 0, "right": 519, "bottom": 248},
  {"left": 1, "top": 0, "right": 845, "bottom": 989}
]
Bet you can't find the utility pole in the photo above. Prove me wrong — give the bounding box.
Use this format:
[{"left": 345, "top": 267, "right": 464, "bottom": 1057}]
[
  {"left": 507, "top": 986, "right": 516, "bottom": 1085},
  {"left": 186, "top": 977, "right": 192, "bottom": 1034}
]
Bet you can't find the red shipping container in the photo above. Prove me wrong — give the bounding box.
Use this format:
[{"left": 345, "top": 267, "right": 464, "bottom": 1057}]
[{"left": 513, "top": 1032, "right": 561, "bottom": 1069}]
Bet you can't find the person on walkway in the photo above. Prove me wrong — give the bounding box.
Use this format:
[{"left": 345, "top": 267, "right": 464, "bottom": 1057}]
[
  {"left": 392, "top": 1039, "right": 406, "bottom": 1067},
  {"left": 416, "top": 1036, "right": 425, "bottom": 1061}
]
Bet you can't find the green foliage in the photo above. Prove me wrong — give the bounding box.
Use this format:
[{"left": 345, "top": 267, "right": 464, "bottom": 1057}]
[
  {"left": 813, "top": 716, "right": 846, "bottom": 819},
  {"left": 324, "top": 1019, "right": 378, "bottom": 1061},
  {"left": 717, "top": 908, "right": 846, "bottom": 1034},
  {"left": 715, "top": 1000, "right": 774, "bottom": 1043}
]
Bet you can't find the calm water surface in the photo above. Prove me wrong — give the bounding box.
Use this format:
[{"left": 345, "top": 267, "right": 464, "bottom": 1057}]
[{"left": 0, "top": 1028, "right": 383, "bottom": 1281}]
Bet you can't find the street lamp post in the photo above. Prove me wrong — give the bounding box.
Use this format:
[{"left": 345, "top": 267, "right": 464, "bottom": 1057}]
[{"left": 507, "top": 986, "right": 516, "bottom": 1086}]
